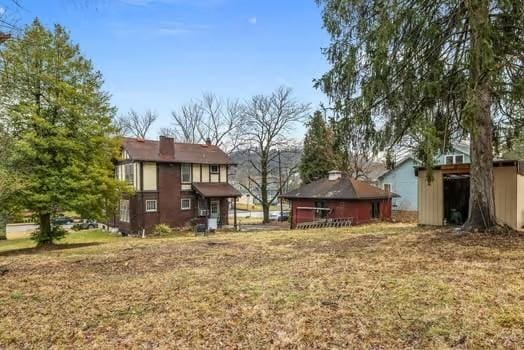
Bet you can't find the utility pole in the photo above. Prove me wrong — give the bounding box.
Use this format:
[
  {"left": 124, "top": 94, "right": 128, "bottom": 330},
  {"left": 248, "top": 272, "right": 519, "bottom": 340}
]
[{"left": 278, "top": 150, "right": 283, "bottom": 219}]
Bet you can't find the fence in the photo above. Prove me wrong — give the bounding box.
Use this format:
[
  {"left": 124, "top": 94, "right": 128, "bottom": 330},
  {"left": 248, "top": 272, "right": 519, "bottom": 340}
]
[{"left": 296, "top": 218, "right": 353, "bottom": 230}]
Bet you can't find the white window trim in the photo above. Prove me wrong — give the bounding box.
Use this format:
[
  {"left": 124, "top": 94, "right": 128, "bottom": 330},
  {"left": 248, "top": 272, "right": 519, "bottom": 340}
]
[
  {"left": 181, "top": 164, "right": 192, "bottom": 184},
  {"left": 145, "top": 200, "right": 157, "bottom": 213},
  {"left": 444, "top": 154, "right": 466, "bottom": 164},
  {"left": 181, "top": 198, "right": 192, "bottom": 210},
  {"left": 454, "top": 155, "right": 464, "bottom": 164},
  {"left": 383, "top": 183, "right": 392, "bottom": 192},
  {"left": 210, "top": 164, "right": 219, "bottom": 174},
  {"left": 210, "top": 201, "right": 219, "bottom": 214}
]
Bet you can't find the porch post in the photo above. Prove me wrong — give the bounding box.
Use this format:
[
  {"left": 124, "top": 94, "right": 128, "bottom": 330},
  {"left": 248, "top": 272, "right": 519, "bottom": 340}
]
[{"left": 233, "top": 197, "right": 237, "bottom": 230}]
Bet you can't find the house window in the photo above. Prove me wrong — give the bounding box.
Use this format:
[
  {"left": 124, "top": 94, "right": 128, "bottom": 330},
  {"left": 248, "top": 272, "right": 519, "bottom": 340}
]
[
  {"left": 445, "top": 156, "right": 454, "bottom": 165},
  {"left": 145, "top": 200, "right": 157, "bottom": 212},
  {"left": 210, "top": 164, "right": 219, "bottom": 174},
  {"left": 181, "top": 198, "right": 191, "bottom": 210},
  {"left": 455, "top": 155, "right": 464, "bottom": 164},
  {"left": 124, "top": 163, "right": 134, "bottom": 185},
  {"left": 314, "top": 201, "right": 329, "bottom": 219},
  {"left": 120, "top": 199, "right": 130, "bottom": 223},
  {"left": 371, "top": 201, "right": 380, "bottom": 219},
  {"left": 181, "top": 164, "right": 192, "bottom": 183},
  {"left": 383, "top": 183, "right": 392, "bottom": 193},
  {"left": 210, "top": 201, "right": 219, "bottom": 215}
]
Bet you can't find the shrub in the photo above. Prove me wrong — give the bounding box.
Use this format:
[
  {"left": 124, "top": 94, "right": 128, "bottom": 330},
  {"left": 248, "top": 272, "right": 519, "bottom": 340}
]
[
  {"left": 153, "top": 224, "right": 172, "bottom": 237},
  {"left": 31, "top": 225, "right": 66, "bottom": 245}
]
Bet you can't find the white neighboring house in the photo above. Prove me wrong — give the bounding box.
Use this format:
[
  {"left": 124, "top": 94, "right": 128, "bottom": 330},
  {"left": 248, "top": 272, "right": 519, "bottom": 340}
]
[{"left": 377, "top": 144, "right": 471, "bottom": 211}]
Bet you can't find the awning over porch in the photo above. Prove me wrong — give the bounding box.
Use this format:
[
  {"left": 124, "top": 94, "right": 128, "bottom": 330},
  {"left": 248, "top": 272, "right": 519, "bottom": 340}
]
[{"left": 192, "top": 182, "right": 242, "bottom": 198}]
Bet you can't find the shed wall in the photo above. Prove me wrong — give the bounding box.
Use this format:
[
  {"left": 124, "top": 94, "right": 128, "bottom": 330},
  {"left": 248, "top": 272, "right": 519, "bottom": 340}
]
[
  {"left": 290, "top": 198, "right": 392, "bottom": 228},
  {"left": 417, "top": 170, "right": 444, "bottom": 225},
  {"left": 517, "top": 173, "right": 524, "bottom": 231},
  {"left": 493, "top": 166, "right": 517, "bottom": 229}
]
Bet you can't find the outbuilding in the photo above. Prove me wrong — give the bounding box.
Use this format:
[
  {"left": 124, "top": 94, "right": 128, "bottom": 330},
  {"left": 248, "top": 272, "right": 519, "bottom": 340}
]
[
  {"left": 416, "top": 160, "right": 524, "bottom": 231},
  {"left": 281, "top": 171, "right": 398, "bottom": 229}
]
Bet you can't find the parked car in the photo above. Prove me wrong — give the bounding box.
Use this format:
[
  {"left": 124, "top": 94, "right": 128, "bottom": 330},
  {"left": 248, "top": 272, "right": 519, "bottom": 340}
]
[
  {"left": 52, "top": 215, "right": 74, "bottom": 226},
  {"left": 72, "top": 219, "right": 98, "bottom": 231},
  {"left": 270, "top": 212, "right": 289, "bottom": 222}
]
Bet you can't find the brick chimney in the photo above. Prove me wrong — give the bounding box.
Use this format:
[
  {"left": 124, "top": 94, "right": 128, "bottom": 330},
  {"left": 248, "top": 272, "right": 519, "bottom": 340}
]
[{"left": 159, "top": 136, "right": 175, "bottom": 158}]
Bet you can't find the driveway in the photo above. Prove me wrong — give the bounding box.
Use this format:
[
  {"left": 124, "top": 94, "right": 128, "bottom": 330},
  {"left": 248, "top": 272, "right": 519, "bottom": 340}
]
[{"left": 6, "top": 223, "right": 74, "bottom": 239}]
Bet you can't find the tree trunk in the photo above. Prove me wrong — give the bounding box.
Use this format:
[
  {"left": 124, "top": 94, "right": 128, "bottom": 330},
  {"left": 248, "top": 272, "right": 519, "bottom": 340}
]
[
  {"left": 38, "top": 213, "right": 53, "bottom": 246},
  {"left": 0, "top": 212, "right": 7, "bottom": 240},
  {"left": 463, "top": 86, "right": 497, "bottom": 231},
  {"left": 463, "top": 0, "right": 497, "bottom": 231},
  {"left": 260, "top": 151, "right": 270, "bottom": 224},
  {"left": 261, "top": 173, "right": 270, "bottom": 224}
]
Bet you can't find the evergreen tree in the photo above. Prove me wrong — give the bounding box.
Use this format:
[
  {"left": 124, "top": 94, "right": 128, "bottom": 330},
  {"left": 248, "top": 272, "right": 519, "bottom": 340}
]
[
  {"left": 316, "top": 0, "right": 524, "bottom": 231},
  {"left": 299, "top": 111, "right": 337, "bottom": 183},
  {"left": 0, "top": 19, "right": 127, "bottom": 245}
]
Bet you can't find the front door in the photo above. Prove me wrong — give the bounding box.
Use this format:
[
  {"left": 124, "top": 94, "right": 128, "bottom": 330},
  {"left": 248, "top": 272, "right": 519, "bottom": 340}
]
[{"left": 210, "top": 200, "right": 220, "bottom": 219}]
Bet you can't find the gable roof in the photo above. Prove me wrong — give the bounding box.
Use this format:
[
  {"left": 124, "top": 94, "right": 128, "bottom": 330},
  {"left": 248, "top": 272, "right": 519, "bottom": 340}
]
[
  {"left": 281, "top": 174, "right": 398, "bottom": 200},
  {"left": 122, "top": 137, "right": 235, "bottom": 165},
  {"left": 378, "top": 157, "right": 418, "bottom": 180}
]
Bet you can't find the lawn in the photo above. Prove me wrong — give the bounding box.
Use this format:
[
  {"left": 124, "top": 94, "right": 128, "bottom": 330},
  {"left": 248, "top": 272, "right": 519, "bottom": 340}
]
[{"left": 0, "top": 224, "right": 523, "bottom": 349}]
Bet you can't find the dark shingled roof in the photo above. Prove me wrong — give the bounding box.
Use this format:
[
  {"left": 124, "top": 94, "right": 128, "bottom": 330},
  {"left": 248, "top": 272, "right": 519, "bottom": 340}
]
[
  {"left": 281, "top": 174, "right": 399, "bottom": 200},
  {"left": 192, "top": 183, "right": 242, "bottom": 198},
  {"left": 122, "top": 137, "right": 235, "bottom": 165}
]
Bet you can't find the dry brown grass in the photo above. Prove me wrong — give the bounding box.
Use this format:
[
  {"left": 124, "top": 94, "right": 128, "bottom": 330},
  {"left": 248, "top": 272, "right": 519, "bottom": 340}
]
[{"left": 1, "top": 224, "right": 523, "bottom": 349}]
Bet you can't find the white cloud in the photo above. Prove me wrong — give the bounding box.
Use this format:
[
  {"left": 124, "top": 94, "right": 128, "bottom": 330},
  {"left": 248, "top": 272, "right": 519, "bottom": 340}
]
[
  {"left": 0, "top": 7, "right": 5, "bottom": 16},
  {"left": 112, "top": 21, "right": 210, "bottom": 38},
  {"left": 248, "top": 17, "right": 257, "bottom": 25}
]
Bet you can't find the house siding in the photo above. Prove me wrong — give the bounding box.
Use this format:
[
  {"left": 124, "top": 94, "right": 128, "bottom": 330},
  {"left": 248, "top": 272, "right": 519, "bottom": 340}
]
[
  {"left": 378, "top": 159, "right": 418, "bottom": 211},
  {"left": 142, "top": 162, "right": 157, "bottom": 191}
]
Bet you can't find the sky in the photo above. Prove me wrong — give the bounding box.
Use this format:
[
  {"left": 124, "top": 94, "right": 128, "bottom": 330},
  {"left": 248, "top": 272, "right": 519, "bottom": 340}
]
[{"left": 9, "top": 0, "right": 330, "bottom": 138}]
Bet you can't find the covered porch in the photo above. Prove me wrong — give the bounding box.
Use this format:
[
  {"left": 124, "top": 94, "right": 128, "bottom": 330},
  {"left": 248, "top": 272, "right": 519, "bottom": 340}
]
[{"left": 192, "top": 182, "right": 242, "bottom": 230}]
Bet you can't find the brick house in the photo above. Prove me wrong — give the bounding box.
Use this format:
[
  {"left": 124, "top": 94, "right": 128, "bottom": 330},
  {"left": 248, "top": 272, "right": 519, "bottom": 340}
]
[
  {"left": 281, "top": 171, "right": 398, "bottom": 228},
  {"left": 114, "top": 136, "right": 241, "bottom": 234}
]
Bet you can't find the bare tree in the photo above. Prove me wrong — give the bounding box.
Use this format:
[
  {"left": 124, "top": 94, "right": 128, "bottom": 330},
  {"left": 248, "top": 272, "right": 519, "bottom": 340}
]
[
  {"left": 239, "top": 87, "right": 309, "bottom": 223},
  {"left": 170, "top": 101, "right": 204, "bottom": 143},
  {"left": 116, "top": 109, "right": 157, "bottom": 139},
  {"left": 167, "top": 93, "right": 244, "bottom": 153}
]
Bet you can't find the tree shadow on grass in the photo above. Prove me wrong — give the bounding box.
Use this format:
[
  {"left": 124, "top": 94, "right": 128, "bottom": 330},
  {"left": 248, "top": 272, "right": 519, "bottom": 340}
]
[{"left": 0, "top": 242, "right": 103, "bottom": 257}]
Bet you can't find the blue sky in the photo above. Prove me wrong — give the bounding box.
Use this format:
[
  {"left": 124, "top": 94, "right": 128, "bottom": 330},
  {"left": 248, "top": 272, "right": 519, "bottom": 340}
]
[{"left": 12, "top": 0, "right": 330, "bottom": 137}]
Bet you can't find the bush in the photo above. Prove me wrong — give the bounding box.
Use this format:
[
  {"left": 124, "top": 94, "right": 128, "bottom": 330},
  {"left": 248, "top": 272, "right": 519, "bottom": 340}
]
[
  {"left": 153, "top": 224, "right": 172, "bottom": 237},
  {"left": 31, "top": 225, "right": 67, "bottom": 245}
]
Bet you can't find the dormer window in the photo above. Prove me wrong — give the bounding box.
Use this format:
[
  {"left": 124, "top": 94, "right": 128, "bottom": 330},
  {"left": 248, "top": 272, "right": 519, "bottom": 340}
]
[
  {"left": 445, "top": 155, "right": 465, "bottom": 164},
  {"left": 210, "top": 165, "right": 219, "bottom": 174}
]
